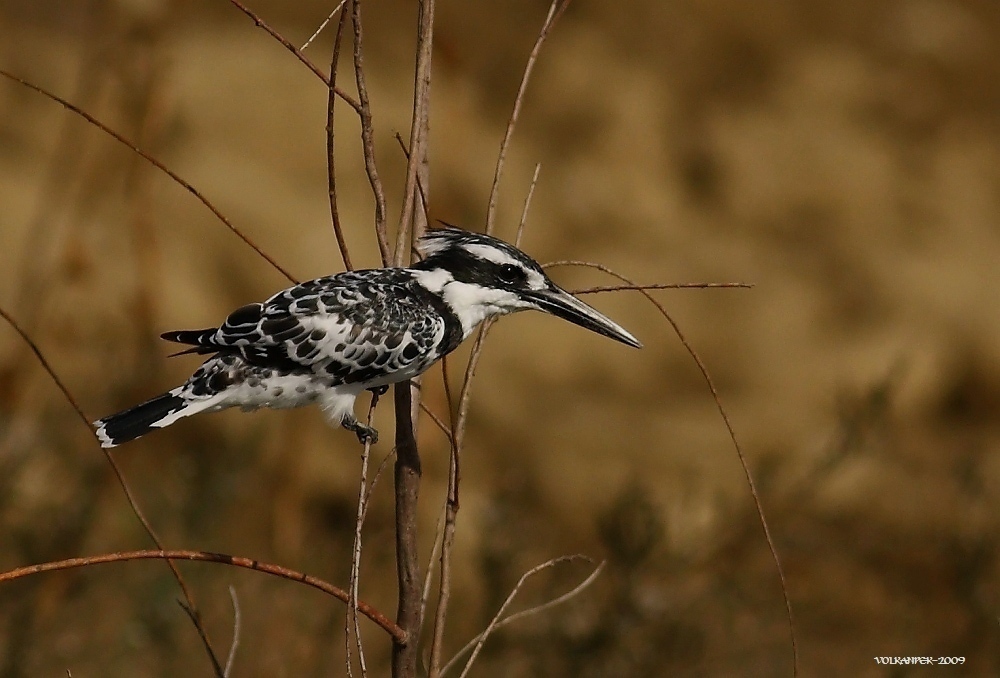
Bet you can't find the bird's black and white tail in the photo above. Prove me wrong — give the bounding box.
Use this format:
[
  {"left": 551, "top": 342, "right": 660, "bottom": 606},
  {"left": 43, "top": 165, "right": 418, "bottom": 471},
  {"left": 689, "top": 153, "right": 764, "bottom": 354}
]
[{"left": 94, "top": 387, "right": 217, "bottom": 448}]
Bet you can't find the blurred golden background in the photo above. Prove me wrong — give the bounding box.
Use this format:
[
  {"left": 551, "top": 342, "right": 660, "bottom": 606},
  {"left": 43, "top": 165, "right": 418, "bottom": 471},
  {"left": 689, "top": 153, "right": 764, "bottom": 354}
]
[{"left": 2, "top": 0, "right": 1000, "bottom": 675}]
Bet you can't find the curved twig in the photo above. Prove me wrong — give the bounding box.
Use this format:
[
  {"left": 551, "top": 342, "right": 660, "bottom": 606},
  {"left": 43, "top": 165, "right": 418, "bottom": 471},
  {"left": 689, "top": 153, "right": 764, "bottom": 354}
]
[
  {"left": 544, "top": 260, "right": 798, "bottom": 676},
  {"left": 0, "top": 550, "right": 406, "bottom": 644}
]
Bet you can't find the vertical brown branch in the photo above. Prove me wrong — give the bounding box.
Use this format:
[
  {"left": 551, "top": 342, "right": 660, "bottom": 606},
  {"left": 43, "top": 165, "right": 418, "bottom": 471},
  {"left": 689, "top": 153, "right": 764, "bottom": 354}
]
[
  {"left": 391, "top": 382, "right": 422, "bottom": 678},
  {"left": 390, "top": 2, "right": 436, "bottom": 676},
  {"left": 327, "top": 2, "right": 354, "bottom": 271}
]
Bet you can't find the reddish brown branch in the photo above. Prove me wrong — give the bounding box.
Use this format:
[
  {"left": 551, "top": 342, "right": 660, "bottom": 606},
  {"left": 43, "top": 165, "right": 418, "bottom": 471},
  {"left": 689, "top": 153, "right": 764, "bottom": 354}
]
[
  {"left": 544, "top": 260, "right": 798, "bottom": 676},
  {"left": 227, "top": 0, "right": 361, "bottom": 113},
  {"left": 0, "top": 305, "right": 224, "bottom": 676},
  {"left": 0, "top": 550, "right": 406, "bottom": 644},
  {"left": 0, "top": 69, "right": 297, "bottom": 285}
]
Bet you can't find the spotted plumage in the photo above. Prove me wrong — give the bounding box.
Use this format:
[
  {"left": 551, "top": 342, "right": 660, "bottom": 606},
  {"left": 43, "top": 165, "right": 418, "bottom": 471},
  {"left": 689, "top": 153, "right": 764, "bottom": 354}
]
[{"left": 94, "top": 227, "right": 641, "bottom": 448}]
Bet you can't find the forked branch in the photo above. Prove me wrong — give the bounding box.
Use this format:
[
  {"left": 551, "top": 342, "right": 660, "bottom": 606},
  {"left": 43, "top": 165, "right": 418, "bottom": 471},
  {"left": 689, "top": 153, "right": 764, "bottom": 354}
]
[{"left": 227, "top": 0, "right": 361, "bottom": 112}]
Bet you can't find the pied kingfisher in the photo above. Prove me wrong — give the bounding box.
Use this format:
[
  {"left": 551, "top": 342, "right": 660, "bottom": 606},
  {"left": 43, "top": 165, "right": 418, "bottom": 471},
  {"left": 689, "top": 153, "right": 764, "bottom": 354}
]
[{"left": 94, "top": 227, "right": 641, "bottom": 448}]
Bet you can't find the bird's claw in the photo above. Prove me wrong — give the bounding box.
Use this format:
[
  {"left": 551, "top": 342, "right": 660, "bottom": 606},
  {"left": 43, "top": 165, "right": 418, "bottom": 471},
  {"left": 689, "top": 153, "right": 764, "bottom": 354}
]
[
  {"left": 356, "top": 425, "right": 378, "bottom": 445},
  {"left": 343, "top": 418, "right": 379, "bottom": 445}
]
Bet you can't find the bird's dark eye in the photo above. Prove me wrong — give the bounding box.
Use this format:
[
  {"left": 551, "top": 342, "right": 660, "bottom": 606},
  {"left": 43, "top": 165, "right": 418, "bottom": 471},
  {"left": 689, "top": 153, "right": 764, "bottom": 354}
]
[{"left": 498, "top": 264, "right": 523, "bottom": 285}]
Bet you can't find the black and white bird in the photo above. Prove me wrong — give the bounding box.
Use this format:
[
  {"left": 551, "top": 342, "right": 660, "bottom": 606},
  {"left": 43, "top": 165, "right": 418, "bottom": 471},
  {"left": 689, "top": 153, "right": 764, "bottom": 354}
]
[{"left": 94, "top": 227, "right": 641, "bottom": 448}]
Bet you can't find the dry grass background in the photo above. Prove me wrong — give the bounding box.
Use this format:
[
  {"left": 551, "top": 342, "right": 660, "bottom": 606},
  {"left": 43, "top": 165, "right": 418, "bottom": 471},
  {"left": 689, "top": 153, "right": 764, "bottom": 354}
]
[{"left": 1, "top": 0, "right": 1000, "bottom": 675}]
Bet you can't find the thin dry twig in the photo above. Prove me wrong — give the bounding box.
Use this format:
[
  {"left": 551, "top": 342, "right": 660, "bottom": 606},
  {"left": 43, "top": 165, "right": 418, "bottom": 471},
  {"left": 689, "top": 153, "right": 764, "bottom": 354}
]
[
  {"left": 175, "top": 599, "right": 221, "bottom": 676},
  {"left": 0, "top": 549, "right": 406, "bottom": 644},
  {"left": 227, "top": 0, "right": 361, "bottom": 112},
  {"left": 393, "top": 132, "right": 431, "bottom": 239},
  {"left": 425, "top": 331, "right": 484, "bottom": 678},
  {"left": 419, "top": 496, "right": 449, "bottom": 636},
  {"left": 392, "top": 0, "right": 436, "bottom": 265},
  {"left": 224, "top": 586, "right": 241, "bottom": 678},
  {"left": 301, "top": 0, "right": 348, "bottom": 51},
  {"left": 485, "top": 0, "right": 570, "bottom": 234},
  {"left": 428, "top": 163, "right": 539, "bottom": 677},
  {"left": 326, "top": 1, "right": 355, "bottom": 271},
  {"left": 361, "top": 447, "right": 398, "bottom": 522},
  {"left": 516, "top": 164, "right": 542, "bottom": 245},
  {"left": 574, "top": 282, "right": 753, "bottom": 294},
  {"left": 0, "top": 304, "right": 225, "bottom": 677},
  {"left": 0, "top": 69, "right": 297, "bottom": 285},
  {"left": 418, "top": 401, "right": 453, "bottom": 443},
  {"left": 445, "top": 556, "right": 604, "bottom": 678},
  {"left": 346, "top": 395, "right": 380, "bottom": 677},
  {"left": 351, "top": 0, "right": 392, "bottom": 265},
  {"left": 544, "top": 259, "right": 798, "bottom": 676}
]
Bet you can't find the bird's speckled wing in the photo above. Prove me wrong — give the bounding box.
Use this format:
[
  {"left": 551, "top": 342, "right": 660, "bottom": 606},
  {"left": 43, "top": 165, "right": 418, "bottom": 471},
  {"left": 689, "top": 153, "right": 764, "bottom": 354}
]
[{"left": 165, "top": 269, "right": 451, "bottom": 386}]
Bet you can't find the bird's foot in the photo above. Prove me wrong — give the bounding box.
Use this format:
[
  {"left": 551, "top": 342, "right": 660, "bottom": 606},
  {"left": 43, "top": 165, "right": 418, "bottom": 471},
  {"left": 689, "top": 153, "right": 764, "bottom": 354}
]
[
  {"left": 367, "top": 385, "right": 389, "bottom": 408},
  {"left": 343, "top": 418, "right": 379, "bottom": 445}
]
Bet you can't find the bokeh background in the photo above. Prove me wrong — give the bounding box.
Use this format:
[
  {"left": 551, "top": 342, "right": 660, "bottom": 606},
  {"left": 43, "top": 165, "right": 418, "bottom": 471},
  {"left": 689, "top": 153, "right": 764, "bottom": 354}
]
[{"left": 2, "top": 0, "right": 1000, "bottom": 675}]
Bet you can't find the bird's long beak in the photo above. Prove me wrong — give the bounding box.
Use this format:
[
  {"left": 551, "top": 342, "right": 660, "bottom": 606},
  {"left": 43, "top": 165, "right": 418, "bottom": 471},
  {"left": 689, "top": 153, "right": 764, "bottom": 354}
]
[{"left": 524, "top": 286, "right": 642, "bottom": 348}]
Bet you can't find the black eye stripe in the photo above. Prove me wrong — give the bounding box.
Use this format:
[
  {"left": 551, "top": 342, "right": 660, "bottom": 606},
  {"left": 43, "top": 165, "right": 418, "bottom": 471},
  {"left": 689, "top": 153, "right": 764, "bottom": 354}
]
[{"left": 419, "top": 245, "right": 536, "bottom": 288}]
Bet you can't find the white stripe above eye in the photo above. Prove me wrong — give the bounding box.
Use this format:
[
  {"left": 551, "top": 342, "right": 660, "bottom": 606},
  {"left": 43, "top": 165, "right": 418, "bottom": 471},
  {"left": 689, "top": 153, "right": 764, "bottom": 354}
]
[{"left": 461, "top": 243, "right": 523, "bottom": 268}]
